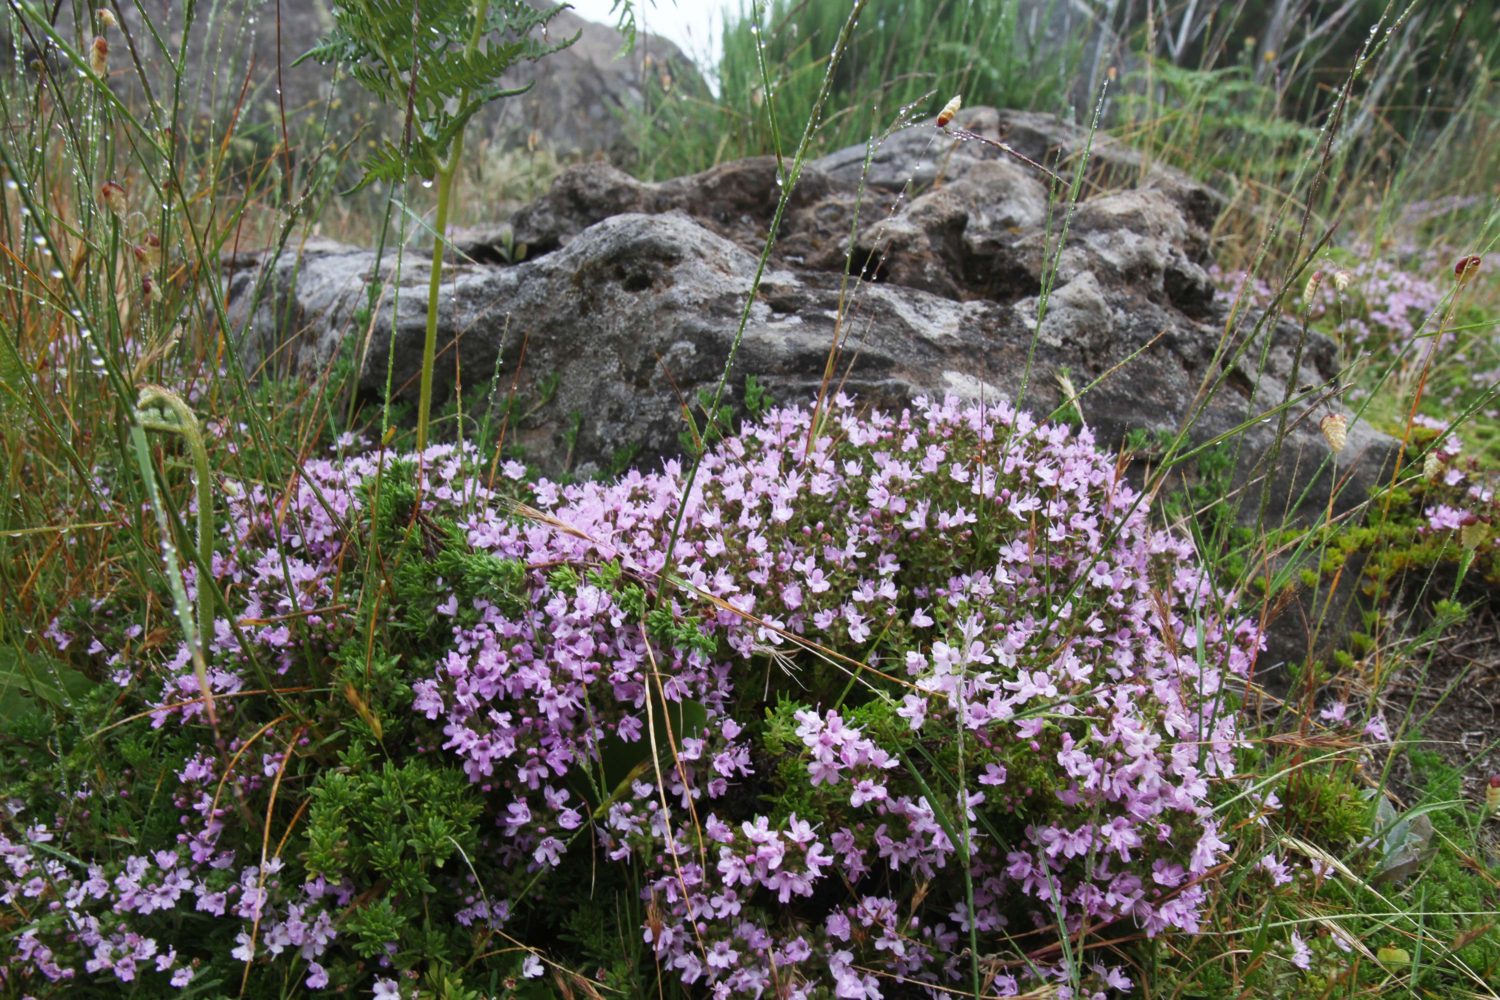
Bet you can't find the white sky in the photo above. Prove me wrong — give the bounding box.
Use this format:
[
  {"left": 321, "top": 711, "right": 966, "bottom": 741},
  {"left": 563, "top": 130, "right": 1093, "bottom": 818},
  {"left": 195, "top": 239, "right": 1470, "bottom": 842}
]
[{"left": 566, "top": 0, "right": 742, "bottom": 69}]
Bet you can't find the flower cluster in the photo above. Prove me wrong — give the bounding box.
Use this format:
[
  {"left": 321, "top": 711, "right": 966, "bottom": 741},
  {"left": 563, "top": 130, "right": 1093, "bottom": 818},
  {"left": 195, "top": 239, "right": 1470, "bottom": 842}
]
[
  {"left": 415, "top": 395, "right": 1258, "bottom": 994},
  {"left": 1, "top": 808, "right": 347, "bottom": 992},
  {"left": 1211, "top": 249, "right": 1498, "bottom": 419},
  {"left": 1213, "top": 250, "right": 1447, "bottom": 355},
  {"left": 1415, "top": 416, "right": 1497, "bottom": 550},
  {"left": 9, "top": 395, "right": 1260, "bottom": 997}
]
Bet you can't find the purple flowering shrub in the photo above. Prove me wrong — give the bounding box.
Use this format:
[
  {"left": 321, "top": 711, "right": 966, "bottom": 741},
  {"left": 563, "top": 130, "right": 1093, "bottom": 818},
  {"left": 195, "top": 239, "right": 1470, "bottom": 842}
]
[
  {"left": 1211, "top": 251, "right": 1498, "bottom": 425},
  {"left": 1212, "top": 251, "right": 1448, "bottom": 360},
  {"left": 1310, "top": 416, "right": 1498, "bottom": 608},
  {"left": 3, "top": 395, "right": 1260, "bottom": 997}
]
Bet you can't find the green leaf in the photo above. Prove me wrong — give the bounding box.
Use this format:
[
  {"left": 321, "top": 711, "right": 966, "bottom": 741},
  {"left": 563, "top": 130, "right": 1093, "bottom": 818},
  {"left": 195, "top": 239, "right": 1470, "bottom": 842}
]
[
  {"left": 0, "top": 646, "right": 92, "bottom": 724},
  {"left": 346, "top": 895, "right": 404, "bottom": 958},
  {"left": 311, "top": 0, "right": 577, "bottom": 190}
]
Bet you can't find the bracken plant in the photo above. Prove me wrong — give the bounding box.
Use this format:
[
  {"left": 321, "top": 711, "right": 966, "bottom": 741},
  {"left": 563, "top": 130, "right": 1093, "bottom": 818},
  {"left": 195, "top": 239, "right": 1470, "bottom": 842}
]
[{"left": 4, "top": 395, "right": 1261, "bottom": 998}]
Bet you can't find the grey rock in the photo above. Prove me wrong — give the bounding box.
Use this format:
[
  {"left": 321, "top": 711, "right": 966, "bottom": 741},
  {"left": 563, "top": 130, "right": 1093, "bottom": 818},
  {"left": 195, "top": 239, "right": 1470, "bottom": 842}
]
[
  {"left": 1023, "top": 271, "right": 1111, "bottom": 351},
  {"left": 228, "top": 107, "right": 1398, "bottom": 670}
]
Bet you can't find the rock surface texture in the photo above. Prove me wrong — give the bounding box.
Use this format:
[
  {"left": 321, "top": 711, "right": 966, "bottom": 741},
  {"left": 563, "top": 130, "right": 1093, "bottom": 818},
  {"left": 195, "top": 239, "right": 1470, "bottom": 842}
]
[{"left": 229, "top": 106, "right": 1395, "bottom": 663}]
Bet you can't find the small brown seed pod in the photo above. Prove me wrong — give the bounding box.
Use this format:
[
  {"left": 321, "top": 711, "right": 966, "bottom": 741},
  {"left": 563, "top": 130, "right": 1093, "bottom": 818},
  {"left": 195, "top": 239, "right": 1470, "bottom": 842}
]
[
  {"left": 89, "top": 36, "right": 109, "bottom": 76},
  {"left": 936, "top": 95, "right": 961, "bottom": 129},
  {"left": 98, "top": 180, "right": 126, "bottom": 218},
  {"left": 1302, "top": 269, "right": 1324, "bottom": 308}
]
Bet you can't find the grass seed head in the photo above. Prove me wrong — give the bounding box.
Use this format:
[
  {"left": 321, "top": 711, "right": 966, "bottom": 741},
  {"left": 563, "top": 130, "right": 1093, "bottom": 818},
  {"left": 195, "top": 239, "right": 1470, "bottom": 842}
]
[
  {"left": 99, "top": 180, "right": 126, "bottom": 218},
  {"left": 1319, "top": 412, "right": 1348, "bottom": 454},
  {"left": 1459, "top": 515, "right": 1489, "bottom": 552},
  {"left": 1302, "top": 268, "right": 1324, "bottom": 308},
  {"left": 1454, "top": 254, "right": 1481, "bottom": 286},
  {"left": 89, "top": 36, "right": 109, "bottom": 76},
  {"left": 937, "top": 95, "right": 961, "bottom": 128},
  {"left": 1422, "top": 450, "right": 1443, "bottom": 480}
]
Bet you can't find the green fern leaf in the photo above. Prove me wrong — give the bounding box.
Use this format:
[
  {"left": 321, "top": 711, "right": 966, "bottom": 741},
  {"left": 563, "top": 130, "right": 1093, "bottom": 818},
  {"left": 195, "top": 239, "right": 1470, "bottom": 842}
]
[{"left": 303, "top": 0, "right": 576, "bottom": 188}]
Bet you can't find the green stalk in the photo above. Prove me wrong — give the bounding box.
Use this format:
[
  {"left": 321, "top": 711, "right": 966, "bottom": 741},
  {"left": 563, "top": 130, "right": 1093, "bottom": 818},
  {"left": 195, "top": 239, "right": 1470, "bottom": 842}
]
[
  {"left": 133, "top": 385, "right": 217, "bottom": 729},
  {"left": 135, "top": 386, "right": 214, "bottom": 653},
  {"left": 416, "top": 161, "right": 459, "bottom": 452},
  {"left": 415, "top": 0, "right": 492, "bottom": 453}
]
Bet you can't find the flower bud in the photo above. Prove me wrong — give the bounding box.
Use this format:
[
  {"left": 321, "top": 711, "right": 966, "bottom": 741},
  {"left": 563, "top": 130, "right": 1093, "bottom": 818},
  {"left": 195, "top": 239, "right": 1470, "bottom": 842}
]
[
  {"left": 1454, "top": 254, "right": 1481, "bottom": 286},
  {"left": 89, "top": 36, "right": 108, "bottom": 77},
  {"left": 141, "top": 275, "right": 160, "bottom": 306},
  {"left": 97, "top": 8, "right": 118, "bottom": 30},
  {"left": 98, "top": 180, "right": 126, "bottom": 218},
  {"left": 1319, "top": 413, "right": 1348, "bottom": 454},
  {"left": 936, "top": 95, "right": 962, "bottom": 129}
]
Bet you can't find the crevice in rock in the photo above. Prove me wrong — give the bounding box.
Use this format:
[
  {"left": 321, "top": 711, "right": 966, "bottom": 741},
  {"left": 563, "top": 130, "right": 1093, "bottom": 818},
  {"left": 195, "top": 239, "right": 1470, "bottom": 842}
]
[{"left": 961, "top": 251, "right": 1041, "bottom": 303}]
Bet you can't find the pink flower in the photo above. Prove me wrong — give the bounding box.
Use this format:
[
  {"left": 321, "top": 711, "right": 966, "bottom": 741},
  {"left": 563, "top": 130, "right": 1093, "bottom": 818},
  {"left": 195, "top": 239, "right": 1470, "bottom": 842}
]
[
  {"left": 1258, "top": 853, "right": 1294, "bottom": 886},
  {"left": 1425, "top": 504, "right": 1467, "bottom": 531},
  {"left": 849, "top": 779, "right": 888, "bottom": 808},
  {"left": 1318, "top": 701, "right": 1348, "bottom": 724},
  {"left": 1290, "top": 930, "right": 1312, "bottom": 969}
]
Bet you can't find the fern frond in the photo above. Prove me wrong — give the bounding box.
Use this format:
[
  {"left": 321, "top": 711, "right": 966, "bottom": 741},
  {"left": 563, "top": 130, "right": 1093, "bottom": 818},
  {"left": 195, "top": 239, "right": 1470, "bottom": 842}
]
[
  {"left": 307, "top": 0, "right": 574, "bottom": 187},
  {"left": 346, "top": 141, "right": 439, "bottom": 194}
]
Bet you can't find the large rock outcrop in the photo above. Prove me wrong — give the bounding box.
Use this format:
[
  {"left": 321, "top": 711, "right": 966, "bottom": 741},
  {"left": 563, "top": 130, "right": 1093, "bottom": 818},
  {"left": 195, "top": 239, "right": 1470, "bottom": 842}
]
[{"left": 228, "top": 106, "right": 1398, "bottom": 665}]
